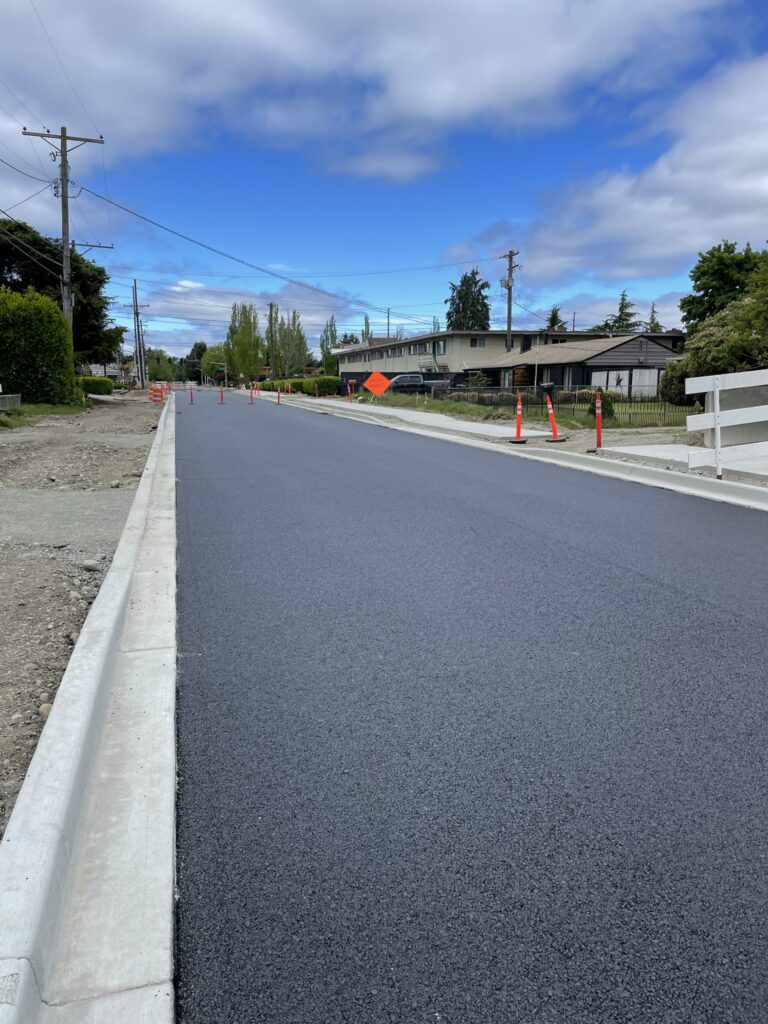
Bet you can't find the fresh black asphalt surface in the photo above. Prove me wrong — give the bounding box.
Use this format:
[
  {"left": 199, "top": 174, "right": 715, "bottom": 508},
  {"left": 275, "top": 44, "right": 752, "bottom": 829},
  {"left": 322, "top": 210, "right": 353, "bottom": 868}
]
[{"left": 175, "top": 393, "right": 768, "bottom": 1023}]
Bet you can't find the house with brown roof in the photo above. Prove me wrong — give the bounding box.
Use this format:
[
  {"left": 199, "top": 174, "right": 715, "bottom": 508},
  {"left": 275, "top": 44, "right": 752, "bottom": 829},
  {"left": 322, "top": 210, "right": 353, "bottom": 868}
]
[{"left": 466, "top": 334, "right": 682, "bottom": 396}]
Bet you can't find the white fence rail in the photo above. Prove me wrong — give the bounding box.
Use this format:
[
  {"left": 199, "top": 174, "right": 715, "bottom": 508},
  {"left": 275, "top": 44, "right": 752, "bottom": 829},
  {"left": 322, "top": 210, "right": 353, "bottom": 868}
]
[{"left": 686, "top": 368, "right": 768, "bottom": 478}]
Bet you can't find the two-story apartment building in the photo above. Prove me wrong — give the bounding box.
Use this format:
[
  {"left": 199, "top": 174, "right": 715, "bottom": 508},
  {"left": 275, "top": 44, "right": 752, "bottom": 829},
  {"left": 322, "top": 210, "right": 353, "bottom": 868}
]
[{"left": 335, "top": 329, "right": 611, "bottom": 385}]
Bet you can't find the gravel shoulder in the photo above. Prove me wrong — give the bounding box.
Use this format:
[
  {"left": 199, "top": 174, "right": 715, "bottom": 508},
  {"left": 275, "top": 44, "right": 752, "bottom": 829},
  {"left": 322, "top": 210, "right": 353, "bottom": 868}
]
[{"left": 0, "top": 396, "right": 160, "bottom": 838}]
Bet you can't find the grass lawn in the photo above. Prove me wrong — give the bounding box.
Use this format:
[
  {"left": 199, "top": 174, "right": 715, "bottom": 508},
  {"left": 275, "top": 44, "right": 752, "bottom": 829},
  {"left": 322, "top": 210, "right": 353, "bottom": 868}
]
[
  {"left": 360, "top": 392, "right": 690, "bottom": 429},
  {"left": 0, "top": 403, "right": 84, "bottom": 429}
]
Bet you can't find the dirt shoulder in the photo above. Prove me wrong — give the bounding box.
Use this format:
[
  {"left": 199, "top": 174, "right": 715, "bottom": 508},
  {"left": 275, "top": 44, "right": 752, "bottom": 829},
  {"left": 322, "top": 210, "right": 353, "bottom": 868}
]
[{"left": 0, "top": 396, "right": 161, "bottom": 839}]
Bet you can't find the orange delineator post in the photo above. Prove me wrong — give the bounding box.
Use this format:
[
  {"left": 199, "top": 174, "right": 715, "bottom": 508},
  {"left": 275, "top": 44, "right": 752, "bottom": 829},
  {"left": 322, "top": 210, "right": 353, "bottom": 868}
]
[
  {"left": 509, "top": 392, "right": 527, "bottom": 444},
  {"left": 219, "top": 386, "right": 224, "bottom": 404},
  {"left": 188, "top": 386, "right": 194, "bottom": 405},
  {"left": 249, "top": 387, "right": 254, "bottom": 405},
  {"left": 545, "top": 394, "right": 568, "bottom": 443},
  {"left": 277, "top": 388, "right": 281, "bottom": 405},
  {"left": 595, "top": 392, "right": 603, "bottom": 449},
  {"left": 347, "top": 383, "right": 353, "bottom": 403}
]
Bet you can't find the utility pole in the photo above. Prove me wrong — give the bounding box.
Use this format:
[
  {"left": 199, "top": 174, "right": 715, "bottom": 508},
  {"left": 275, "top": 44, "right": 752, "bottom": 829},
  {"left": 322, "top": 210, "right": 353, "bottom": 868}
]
[
  {"left": 572, "top": 312, "right": 576, "bottom": 332},
  {"left": 387, "top": 308, "right": 390, "bottom": 338},
  {"left": 499, "top": 250, "right": 520, "bottom": 352},
  {"left": 131, "top": 280, "right": 149, "bottom": 387},
  {"left": 22, "top": 126, "right": 104, "bottom": 341}
]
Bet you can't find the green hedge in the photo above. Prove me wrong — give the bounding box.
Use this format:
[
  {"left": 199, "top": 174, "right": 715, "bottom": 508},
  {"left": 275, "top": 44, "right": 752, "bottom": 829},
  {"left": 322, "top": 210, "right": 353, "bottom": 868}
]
[
  {"left": 0, "top": 287, "right": 74, "bottom": 404},
  {"left": 76, "top": 375, "right": 114, "bottom": 395},
  {"left": 259, "top": 376, "right": 341, "bottom": 396}
]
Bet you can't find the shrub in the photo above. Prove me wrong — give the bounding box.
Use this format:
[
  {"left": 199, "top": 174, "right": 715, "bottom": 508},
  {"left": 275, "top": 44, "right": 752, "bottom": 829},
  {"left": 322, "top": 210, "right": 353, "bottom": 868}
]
[
  {"left": 587, "top": 387, "right": 614, "bottom": 419},
  {"left": 76, "top": 375, "right": 114, "bottom": 395},
  {"left": 659, "top": 359, "right": 693, "bottom": 405},
  {"left": 0, "top": 287, "right": 74, "bottom": 403},
  {"left": 260, "top": 376, "right": 340, "bottom": 396}
]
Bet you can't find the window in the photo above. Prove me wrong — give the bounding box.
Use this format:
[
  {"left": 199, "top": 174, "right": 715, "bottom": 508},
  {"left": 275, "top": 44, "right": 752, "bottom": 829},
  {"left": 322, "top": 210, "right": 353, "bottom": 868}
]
[
  {"left": 469, "top": 338, "right": 485, "bottom": 349},
  {"left": 434, "top": 339, "right": 446, "bottom": 355},
  {"left": 521, "top": 336, "right": 532, "bottom": 353}
]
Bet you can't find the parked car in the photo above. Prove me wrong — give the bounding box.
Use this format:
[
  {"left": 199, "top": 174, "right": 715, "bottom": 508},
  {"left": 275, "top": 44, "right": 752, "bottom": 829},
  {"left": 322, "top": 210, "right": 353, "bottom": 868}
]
[{"left": 389, "top": 374, "right": 449, "bottom": 394}]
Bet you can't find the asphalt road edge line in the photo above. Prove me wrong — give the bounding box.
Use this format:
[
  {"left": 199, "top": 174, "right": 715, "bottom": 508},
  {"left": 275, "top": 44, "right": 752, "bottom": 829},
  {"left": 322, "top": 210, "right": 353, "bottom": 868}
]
[
  {"left": 0, "top": 397, "right": 177, "bottom": 1023},
  {"left": 279, "top": 396, "right": 768, "bottom": 513}
]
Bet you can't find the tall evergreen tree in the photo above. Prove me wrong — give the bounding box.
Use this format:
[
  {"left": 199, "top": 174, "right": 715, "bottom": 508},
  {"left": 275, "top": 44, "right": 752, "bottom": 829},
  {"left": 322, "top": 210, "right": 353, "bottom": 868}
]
[
  {"left": 592, "top": 290, "right": 643, "bottom": 333},
  {"left": 545, "top": 305, "right": 566, "bottom": 330},
  {"left": 274, "top": 311, "right": 309, "bottom": 377},
  {"left": 445, "top": 268, "right": 491, "bottom": 331},
  {"left": 647, "top": 302, "right": 663, "bottom": 333}
]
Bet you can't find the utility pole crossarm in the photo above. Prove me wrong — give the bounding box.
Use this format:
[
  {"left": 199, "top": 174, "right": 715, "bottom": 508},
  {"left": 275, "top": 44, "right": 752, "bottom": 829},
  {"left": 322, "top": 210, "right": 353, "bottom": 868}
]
[{"left": 22, "top": 129, "right": 103, "bottom": 144}]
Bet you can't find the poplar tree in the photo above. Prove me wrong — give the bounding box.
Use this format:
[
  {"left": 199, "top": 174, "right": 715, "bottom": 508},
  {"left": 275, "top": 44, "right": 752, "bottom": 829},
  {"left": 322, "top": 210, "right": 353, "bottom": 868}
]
[{"left": 319, "top": 315, "right": 338, "bottom": 374}]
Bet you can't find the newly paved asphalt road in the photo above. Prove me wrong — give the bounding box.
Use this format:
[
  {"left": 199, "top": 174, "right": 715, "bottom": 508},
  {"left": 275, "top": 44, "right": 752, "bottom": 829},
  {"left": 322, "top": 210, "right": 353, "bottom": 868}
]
[{"left": 176, "top": 393, "right": 768, "bottom": 1023}]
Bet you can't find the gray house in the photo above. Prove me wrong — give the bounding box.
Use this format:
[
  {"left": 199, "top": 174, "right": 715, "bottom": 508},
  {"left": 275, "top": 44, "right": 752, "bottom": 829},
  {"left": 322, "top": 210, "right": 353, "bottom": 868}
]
[{"left": 470, "top": 334, "right": 682, "bottom": 396}]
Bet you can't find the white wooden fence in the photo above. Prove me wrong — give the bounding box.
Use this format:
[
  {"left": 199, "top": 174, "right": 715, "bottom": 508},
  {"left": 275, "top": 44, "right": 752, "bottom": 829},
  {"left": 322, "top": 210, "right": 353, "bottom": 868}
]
[{"left": 686, "top": 368, "right": 768, "bottom": 478}]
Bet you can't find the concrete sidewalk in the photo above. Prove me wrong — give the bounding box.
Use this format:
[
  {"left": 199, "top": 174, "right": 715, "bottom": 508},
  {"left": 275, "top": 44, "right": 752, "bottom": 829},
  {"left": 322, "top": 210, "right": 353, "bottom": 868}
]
[{"left": 606, "top": 441, "right": 768, "bottom": 479}]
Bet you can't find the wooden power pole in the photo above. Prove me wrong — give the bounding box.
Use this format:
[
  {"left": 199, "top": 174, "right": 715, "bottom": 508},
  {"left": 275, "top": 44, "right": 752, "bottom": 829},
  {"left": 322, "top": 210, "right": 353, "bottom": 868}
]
[
  {"left": 21, "top": 126, "right": 104, "bottom": 340},
  {"left": 500, "top": 250, "right": 520, "bottom": 352}
]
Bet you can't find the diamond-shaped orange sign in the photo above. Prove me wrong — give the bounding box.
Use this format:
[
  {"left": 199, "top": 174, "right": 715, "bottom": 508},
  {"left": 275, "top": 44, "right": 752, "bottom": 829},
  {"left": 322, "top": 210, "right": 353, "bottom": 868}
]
[{"left": 363, "top": 371, "right": 391, "bottom": 397}]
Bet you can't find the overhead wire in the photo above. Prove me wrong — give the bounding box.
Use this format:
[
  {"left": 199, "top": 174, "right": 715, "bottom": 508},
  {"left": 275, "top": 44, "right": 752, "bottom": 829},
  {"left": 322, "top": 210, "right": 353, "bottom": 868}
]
[
  {"left": 0, "top": 153, "right": 51, "bottom": 183},
  {"left": 28, "top": 0, "right": 99, "bottom": 134},
  {"left": 3, "top": 183, "right": 51, "bottom": 211},
  {"left": 80, "top": 185, "right": 436, "bottom": 327},
  {"left": 0, "top": 221, "right": 61, "bottom": 280}
]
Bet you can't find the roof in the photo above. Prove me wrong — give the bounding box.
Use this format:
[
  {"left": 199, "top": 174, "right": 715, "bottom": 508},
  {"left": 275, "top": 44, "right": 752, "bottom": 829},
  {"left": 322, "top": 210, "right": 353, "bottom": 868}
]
[
  {"left": 333, "top": 329, "right": 613, "bottom": 357},
  {"left": 463, "top": 335, "right": 678, "bottom": 370}
]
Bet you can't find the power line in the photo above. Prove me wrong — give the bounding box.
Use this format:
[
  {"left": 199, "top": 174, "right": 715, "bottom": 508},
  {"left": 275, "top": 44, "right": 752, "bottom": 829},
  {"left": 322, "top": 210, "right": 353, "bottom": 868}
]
[
  {"left": 0, "top": 77, "right": 46, "bottom": 129},
  {"left": 0, "top": 221, "right": 61, "bottom": 280},
  {"left": 3, "top": 183, "right": 51, "bottom": 211},
  {"left": 80, "top": 185, "right": 436, "bottom": 327},
  {"left": 0, "top": 153, "right": 51, "bottom": 183},
  {"left": 28, "top": 0, "right": 99, "bottom": 133}
]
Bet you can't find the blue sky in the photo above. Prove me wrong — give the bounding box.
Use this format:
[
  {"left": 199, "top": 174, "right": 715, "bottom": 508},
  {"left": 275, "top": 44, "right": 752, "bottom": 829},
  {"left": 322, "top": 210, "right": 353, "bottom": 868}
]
[{"left": 1, "top": 0, "right": 768, "bottom": 356}]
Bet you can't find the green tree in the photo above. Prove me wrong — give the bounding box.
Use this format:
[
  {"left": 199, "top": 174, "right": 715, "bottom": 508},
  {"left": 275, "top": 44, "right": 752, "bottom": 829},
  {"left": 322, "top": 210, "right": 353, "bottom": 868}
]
[
  {"left": 545, "top": 305, "right": 566, "bottom": 330},
  {"left": 647, "top": 302, "right": 663, "bottom": 333},
  {"left": 265, "top": 303, "right": 279, "bottom": 374},
  {"left": 361, "top": 314, "right": 372, "bottom": 344},
  {"left": 201, "top": 343, "right": 228, "bottom": 382},
  {"left": 445, "top": 268, "right": 491, "bottom": 331},
  {"left": 274, "top": 311, "right": 308, "bottom": 377},
  {"left": 184, "top": 341, "right": 207, "bottom": 383},
  {"left": 593, "top": 290, "right": 642, "bottom": 333},
  {"left": 679, "top": 241, "right": 765, "bottom": 335},
  {"left": 88, "top": 324, "right": 127, "bottom": 372},
  {"left": 0, "top": 218, "right": 112, "bottom": 362},
  {"left": 340, "top": 332, "right": 359, "bottom": 345},
  {"left": 0, "top": 286, "right": 74, "bottom": 403},
  {"left": 145, "top": 347, "right": 174, "bottom": 382},
  {"left": 319, "top": 315, "right": 338, "bottom": 375},
  {"left": 223, "top": 302, "right": 264, "bottom": 382}
]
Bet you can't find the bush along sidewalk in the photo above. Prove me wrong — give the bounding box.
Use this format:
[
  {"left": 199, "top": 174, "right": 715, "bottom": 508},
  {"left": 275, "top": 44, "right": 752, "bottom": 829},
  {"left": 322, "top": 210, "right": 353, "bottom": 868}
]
[
  {"left": 76, "top": 376, "right": 114, "bottom": 396},
  {"left": 258, "top": 376, "right": 340, "bottom": 396}
]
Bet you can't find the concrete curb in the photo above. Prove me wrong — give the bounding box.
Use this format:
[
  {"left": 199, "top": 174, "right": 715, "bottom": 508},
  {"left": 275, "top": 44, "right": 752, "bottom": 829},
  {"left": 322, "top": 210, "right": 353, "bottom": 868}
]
[
  {"left": 272, "top": 394, "right": 768, "bottom": 513},
  {"left": 0, "top": 398, "right": 177, "bottom": 1022}
]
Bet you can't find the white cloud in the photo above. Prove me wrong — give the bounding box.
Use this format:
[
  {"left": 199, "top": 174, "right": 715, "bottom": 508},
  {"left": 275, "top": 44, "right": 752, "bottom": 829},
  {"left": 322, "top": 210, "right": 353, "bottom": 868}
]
[
  {"left": 0, "top": 0, "right": 733, "bottom": 188},
  {"left": 523, "top": 54, "right": 768, "bottom": 283}
]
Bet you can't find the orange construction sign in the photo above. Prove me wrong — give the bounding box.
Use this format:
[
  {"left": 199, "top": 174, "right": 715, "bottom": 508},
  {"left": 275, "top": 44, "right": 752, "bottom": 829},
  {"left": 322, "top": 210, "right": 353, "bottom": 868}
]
[{"left": 363, "top": 371, "right": 391, "bottom": 397}]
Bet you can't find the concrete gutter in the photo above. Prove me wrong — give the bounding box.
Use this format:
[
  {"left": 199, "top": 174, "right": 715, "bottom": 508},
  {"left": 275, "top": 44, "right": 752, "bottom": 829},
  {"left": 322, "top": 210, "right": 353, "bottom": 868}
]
[
  {"left": 0, "top": 398, "right": 177, "bottom": 1022},
  {"left": 265, "top": 393, "right": 768, "bottom": 513}
]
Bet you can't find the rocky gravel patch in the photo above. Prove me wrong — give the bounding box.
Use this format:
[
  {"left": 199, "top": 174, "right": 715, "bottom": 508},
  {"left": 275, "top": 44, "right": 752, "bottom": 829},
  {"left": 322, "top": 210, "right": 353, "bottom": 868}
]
[{"left": 0, "top": 397, "right": 160, "bottom": 838}]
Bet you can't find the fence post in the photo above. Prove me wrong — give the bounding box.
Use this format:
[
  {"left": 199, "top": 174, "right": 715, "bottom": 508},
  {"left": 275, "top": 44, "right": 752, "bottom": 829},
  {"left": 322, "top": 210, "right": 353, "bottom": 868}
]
[{"left": 712, "top": 375, "right": 723, "bottom": 480}]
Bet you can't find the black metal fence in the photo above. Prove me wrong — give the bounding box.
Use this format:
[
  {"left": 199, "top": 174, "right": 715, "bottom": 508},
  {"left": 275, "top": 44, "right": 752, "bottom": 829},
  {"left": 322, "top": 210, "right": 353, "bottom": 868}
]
[{"left": 432, "top": 386, "right": 692, "bottom": 427}]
